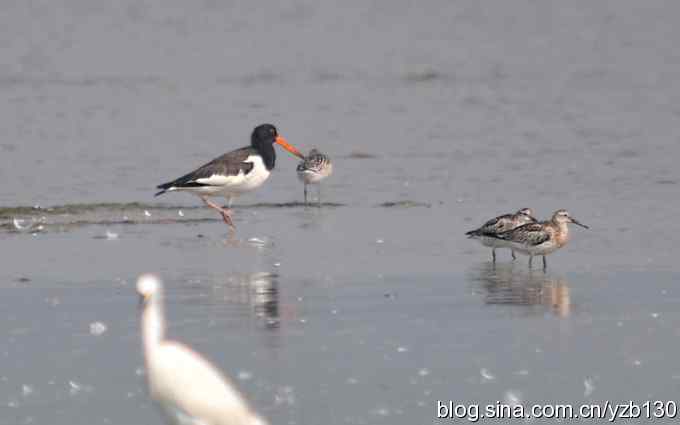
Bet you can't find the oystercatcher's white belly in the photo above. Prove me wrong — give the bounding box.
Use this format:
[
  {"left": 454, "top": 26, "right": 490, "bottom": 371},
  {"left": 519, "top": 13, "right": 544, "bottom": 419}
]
[
  {"left": 181, "top": 155, "right": 271, "bottom": 198},
  {"left": 221, "top": 156, "right": 271, "bottom": 195}
]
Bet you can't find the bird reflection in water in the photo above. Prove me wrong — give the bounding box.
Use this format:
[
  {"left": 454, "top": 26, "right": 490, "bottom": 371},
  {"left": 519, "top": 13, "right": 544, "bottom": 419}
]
[
  {"left": 216, "top": 272, "right": 281, "bottom": 329},
  {"left": 469, "top": 263, "right": 571, "bottom": 317},
  {"left": 250, "top": 272, "right": 280, "bottom": 329}
]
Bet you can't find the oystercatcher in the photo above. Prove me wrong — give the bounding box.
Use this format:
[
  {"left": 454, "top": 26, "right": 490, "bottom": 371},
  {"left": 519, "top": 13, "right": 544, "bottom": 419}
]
[{"left": 155, "top": 124, "right": 304, "bottom": 228}]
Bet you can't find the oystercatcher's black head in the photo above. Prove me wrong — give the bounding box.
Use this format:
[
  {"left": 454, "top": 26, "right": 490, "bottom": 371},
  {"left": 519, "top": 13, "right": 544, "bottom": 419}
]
[
  {"left": 251, "top": 124, "right": 304, "bottom": 170},
  {"left": 251, "top": 124, "right": 278, "bottom": 145}
]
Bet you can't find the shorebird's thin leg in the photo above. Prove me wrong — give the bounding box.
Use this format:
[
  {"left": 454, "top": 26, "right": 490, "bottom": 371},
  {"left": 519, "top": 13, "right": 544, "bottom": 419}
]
[
  {"left": 318, "top": 184, "right": 322, "bottom": 207},
  {"left": 542, "top": 256, "right": 547, "bottom": 270},
  {"left": 304, "top": 184, "right": 308, "bottom": 205},
  {"left": 201, "top": 196, "right": 235, "bottom": 229},
  {"left": 492, "top": 248, "right": 496, "bottom": 263},
  {"left": 512, "top": 250, "right": 517, "bottom": 260},
  {"left": 528, "top": 256, "right": 533, "bottom": 268}
]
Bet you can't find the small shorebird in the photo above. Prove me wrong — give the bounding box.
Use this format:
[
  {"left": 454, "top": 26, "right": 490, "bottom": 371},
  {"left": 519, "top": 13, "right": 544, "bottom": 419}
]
[
  {"left": 495, "top": 209, "right": 589, "bottom": 269},
  {"left": 155, "top": 124, "right": 304, "bottom": 229},
  {"left": 137, "top": 274, "right": 269, "bottom": 425},
  {"left": 466, "top": 208, "right": 536, "bottom": 262},
  {"left": 296, "top": 149, "right": 333, "bottom": 205}
]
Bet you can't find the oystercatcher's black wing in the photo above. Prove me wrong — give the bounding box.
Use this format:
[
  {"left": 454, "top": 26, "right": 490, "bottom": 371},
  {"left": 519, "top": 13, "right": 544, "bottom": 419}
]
[{"left": 155, "top": 147, "right": 255, "bottom": 196}]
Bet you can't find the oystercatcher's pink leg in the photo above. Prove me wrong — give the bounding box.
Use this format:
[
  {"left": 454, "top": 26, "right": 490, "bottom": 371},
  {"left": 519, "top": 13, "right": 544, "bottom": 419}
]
[{"left": 201, "top": 196, "right": 235, "bottom": 229}]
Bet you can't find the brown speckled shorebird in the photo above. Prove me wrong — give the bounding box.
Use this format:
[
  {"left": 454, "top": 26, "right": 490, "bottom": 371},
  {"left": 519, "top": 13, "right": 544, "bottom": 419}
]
[
  {"left": 296, "top": 149, "right": 333, "bottom": 206},
  {"left": 495, "top": 209, "right": 589, "bottom": 269},
  {"left": 466, "top": 208, "right": 537, "bottom": 262}
]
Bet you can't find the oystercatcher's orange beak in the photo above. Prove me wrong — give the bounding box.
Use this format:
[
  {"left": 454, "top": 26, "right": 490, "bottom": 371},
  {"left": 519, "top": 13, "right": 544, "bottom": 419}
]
[{"left": 275, "top": 135, "right": 304, "bottom": 159}]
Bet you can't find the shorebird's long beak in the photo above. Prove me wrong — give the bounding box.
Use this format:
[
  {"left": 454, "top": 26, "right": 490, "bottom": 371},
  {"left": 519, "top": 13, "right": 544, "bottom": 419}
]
[
  {"left": 570, "top": 217, "right": 589, "bottom": 229},
  {"left": 275, "top": 135, "right": 304, "bottom": 159}
]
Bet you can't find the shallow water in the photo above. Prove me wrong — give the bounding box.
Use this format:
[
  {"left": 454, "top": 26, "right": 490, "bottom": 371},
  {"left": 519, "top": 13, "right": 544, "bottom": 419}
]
[{"left": 2, "top": 0, "right": 680, "bottom": 424}]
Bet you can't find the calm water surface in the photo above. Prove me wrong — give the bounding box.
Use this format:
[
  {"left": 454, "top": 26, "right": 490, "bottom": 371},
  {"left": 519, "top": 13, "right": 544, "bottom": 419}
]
[{"left": 2, "top": 1, "right": 680, "bottom": 424}]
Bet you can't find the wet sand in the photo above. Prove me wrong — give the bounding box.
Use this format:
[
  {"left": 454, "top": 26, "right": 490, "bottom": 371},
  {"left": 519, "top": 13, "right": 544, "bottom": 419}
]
[{"left": 2, "top": 0, "right": 680, "bottom": 424}]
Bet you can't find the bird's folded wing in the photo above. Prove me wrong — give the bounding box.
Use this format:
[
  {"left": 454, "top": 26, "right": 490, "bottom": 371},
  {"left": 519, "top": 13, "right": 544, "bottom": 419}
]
[
  {"left": 506, "top": 223, "right": 551, "bottom": 246},
  {"left": 475, "top": 214, "right": 515, "bottom": 236},
  {"left": 162, "top": 148, "right": 255, "bottom": 188}
]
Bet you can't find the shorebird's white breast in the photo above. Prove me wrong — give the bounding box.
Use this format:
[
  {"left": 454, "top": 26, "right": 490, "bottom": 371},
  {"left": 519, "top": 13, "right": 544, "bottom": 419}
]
[
  {"left": 297, "top": 169, "right": 324, "bottom": 184},
  {"left": 297, "top": 163, "right": 333, "bottom": 184},
  {"left": 194, "top": 155, "right": 271, "bottom": 197}
]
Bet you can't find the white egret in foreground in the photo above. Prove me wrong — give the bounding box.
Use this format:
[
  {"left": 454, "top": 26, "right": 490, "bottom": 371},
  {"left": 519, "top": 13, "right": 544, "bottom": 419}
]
[{"left": 137, "top": 273, "right": 269, "bottom": 425}]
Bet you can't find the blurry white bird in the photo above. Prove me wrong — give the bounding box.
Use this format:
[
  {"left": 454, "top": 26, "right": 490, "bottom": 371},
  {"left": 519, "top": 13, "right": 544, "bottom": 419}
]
[{"left": 136, "top": 274, "right": 269, "bottom": 425}]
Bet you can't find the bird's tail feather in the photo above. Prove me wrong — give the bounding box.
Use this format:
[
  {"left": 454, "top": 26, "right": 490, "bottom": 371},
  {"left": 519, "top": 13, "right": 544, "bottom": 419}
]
[{"left": 155, "top": 181, "right": 175, "bottom": 197}]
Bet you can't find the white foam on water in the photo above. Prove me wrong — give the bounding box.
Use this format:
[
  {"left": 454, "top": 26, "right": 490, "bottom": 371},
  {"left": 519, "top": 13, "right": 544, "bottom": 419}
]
[
  {"left": 480, "top": 368, "right": 495, "bottom": 382},
  {"left": 584, "top": 378, "right": 595, "bottom": 397},
  {"left": 21, "top": 385, "right": 33, "bottom": 397},
  {"left": 237, "top": 370, "right": 252, "bottom": 381},
  {"left": 274, "top": 386, "right": 296, "bottom": 406},
  {"left": 89, "top": 322, "right": 108, "bottom": 336},
  {"left": 13, "top": 218, "right": 35, "bottom": 231}
]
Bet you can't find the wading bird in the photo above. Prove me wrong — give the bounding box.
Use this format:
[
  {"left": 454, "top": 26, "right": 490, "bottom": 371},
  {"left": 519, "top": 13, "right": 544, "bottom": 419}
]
[
  {"left": 296, "top": 149, "right": 333, "bottom": 206},
  {"left": 494, "top": 209, "right": 589, "bottom": 269},
  {"left": 137, "top": 274, "right": 269, "bottom": 425},
  {"left": 466, "top": 208, "right": 536, "bottom": 262},
  {"left": 156, "top": 124, "right": 304, "bottom": 229}
]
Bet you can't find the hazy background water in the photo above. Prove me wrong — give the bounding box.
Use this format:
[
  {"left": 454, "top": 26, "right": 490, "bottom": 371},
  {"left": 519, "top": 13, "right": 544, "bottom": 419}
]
[{"left": 2, "top": 0, "right": 680, "bottom": 424}]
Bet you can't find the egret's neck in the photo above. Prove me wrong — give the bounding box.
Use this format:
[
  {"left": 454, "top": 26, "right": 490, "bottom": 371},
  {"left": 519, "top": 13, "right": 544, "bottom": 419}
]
[{"left": 142, "top": 297, "right": 165, "bottom": 358}]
